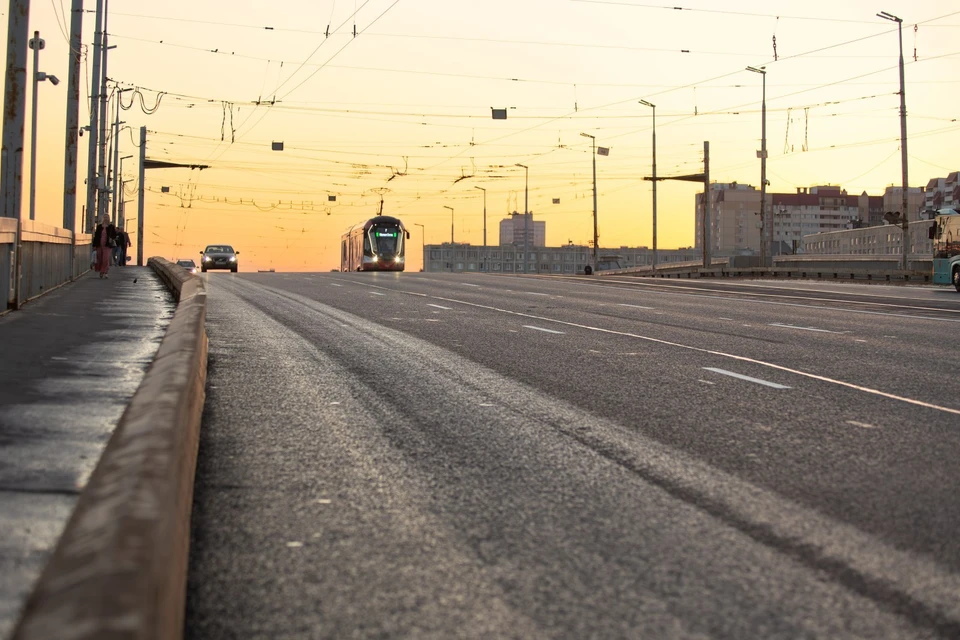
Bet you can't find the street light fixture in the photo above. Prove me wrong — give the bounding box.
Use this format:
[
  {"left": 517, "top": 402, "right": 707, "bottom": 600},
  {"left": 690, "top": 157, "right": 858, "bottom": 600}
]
[
  {"left": 877, "top": 10, "right": 910, "bottom": 271},
  {"left": 474, "top": 186, "right": 487, "bottom": 271},
  {"left": 746, "top": 65, "right": 768, "bottom": 266},
  {"left": 580, "top": 133, "right": 599, "bottom": 273},
  {"left": 515, "top": 163, "right": 529, "bottom": 273},
  {"left": 443, "top": 205, "right": 454, "bottom": 245},
  {"left": 28, "top": 31, "right": 59, "bottom": 221},
  {"left": 638, "top": 100, "right": 657, "bottom": 269}
]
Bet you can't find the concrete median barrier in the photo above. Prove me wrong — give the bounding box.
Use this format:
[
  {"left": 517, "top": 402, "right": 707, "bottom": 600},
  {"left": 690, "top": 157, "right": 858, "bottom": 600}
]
[{"left": 11, "top": 258, "right": 207, "bottom": 640}]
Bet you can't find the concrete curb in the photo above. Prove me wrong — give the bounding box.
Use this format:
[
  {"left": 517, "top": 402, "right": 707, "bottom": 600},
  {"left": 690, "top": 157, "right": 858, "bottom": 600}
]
[{"left": 11, "top": 258, "right": 208, "bottom": 640}]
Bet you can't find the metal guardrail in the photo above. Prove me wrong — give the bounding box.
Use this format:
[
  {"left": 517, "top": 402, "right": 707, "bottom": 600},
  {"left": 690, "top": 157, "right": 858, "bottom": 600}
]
[{"left": 1, "top": 218, "right": 91, "bottom": 312}]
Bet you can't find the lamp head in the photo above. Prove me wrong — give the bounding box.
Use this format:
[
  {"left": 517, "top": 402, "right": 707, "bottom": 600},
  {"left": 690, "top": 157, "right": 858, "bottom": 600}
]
[
  {"left": 37, "top": 72, "right": 60, "bottom": 85},
  {"left": 745, "top": 66, "right": 766, "bottom": 75},
  {"left": 638, "top": 99, "right": 654, "bottom": 108}
]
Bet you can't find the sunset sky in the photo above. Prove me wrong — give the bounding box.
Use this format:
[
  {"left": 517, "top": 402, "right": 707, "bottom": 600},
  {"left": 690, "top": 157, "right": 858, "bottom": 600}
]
[{"left": 15, "top": 0, "right": 960, "bottom": 271}]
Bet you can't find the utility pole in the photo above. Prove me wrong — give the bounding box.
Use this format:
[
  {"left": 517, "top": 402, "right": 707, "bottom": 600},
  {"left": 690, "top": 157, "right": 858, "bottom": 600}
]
[
  {"left": 580, "top": 133, "right": 599, "bottom": 272},
  {"left": 62, "top": 0, "right": 83, "bottom": 236},
  {"left": 639, "top": 100, "right": 657, "bottom": 269},
  {"left": 85, "top": 0, "right": 104, "bottom": 232},
  {"left": 136, "top": 126, "right": 145, "bottom": 266},
  {"left": 2, "top": 0, "right": 29, "bottom": 309},
  {"left": 2, "top": 0, "right": 30, "bottom": 221},
  {"left": 96, "top": 1, "right": 111, "bottom": 226},
  {"left": 746, "top": 66, "right": 768, "bottom": 266},
  {"left": 878, "top": 10, "right": 910, "bottom": 270},
  {"left": 703, "top": 141, "right": 711, "bottom": 269},
  {"left": 474, "top": 185, "right": 486, "bottom": 271}
]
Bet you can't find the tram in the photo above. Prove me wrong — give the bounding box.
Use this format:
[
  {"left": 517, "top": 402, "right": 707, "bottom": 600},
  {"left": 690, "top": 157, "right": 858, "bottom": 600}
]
[{"left": 340, "top": 216, "right": 410, "bottom": 272}]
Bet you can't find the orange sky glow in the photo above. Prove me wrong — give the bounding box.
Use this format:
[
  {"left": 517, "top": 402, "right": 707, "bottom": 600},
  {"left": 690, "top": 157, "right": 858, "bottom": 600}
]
[{"left": 13, "top": 0, "right": 960, "bottom": 272}]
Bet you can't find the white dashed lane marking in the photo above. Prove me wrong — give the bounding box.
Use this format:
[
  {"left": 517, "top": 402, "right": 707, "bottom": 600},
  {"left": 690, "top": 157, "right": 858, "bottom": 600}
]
[
  {"left": 703, "top": 367, "right": 792, "bottom": 389},
  {"left": 427, "top": 304, "right": 452, "bottom": 310},
  {"left": 523, "top": 325, "right": 565, "bottom": 335},
  {"left": 769, "top": 323, "right": 846, "bottom": 334}
]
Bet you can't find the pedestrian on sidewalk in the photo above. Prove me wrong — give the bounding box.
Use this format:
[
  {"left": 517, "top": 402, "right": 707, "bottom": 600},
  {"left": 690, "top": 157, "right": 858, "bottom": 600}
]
[
  {"left": 116, "top": 226, "right": 131, "bottom": 266},
  {"left": 92, "top": 214, "right": 117, "bottom": 278}
]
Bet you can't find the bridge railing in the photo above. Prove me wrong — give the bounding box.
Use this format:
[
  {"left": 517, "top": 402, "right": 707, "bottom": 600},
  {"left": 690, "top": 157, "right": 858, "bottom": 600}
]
[
  {"left": 598, "top": 254, "right": 933, "bottom": 282},
  {"left": 1, "top": 218, "right": 91, "bottom": 312}
]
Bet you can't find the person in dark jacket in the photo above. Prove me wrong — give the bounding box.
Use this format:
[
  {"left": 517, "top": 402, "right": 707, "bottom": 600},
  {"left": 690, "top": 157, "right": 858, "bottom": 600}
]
[
  {"left": 116, "top": 226, "right": 132, "bottom": 266},
  {"left": 92, "top": 214, "right": 117, "bottom": 278}
]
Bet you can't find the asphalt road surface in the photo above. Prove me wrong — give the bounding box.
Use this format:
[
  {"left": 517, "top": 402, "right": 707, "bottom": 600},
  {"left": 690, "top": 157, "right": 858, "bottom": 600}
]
[{"left": 185, "top": 273, "right": 960, "bottom": 639}]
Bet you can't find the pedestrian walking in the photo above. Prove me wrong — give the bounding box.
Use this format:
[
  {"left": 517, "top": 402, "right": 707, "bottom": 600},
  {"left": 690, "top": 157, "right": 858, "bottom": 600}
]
[
  {"left": 92, "top": 214, "right": 117, "bottom": 278},
  {"left": 116, "top": 226, "right": 131, "bottom": 266}
]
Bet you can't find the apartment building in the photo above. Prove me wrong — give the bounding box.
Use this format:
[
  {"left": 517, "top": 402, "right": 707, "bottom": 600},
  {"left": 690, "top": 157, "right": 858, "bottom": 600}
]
[
  {"left": 695, "top": 183, "right": 865, "bottom": 256},
  {"left": 924, "top": 171, "right": 959, "bottom": 212},
  {"left": 498, "top": 212, "right": 545, "bottom": 248}
]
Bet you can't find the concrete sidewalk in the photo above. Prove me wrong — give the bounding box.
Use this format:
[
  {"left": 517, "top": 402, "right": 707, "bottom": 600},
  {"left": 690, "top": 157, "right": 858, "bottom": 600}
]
[{"left": 0, "top": 267, "right": 175, "bottom": 638}]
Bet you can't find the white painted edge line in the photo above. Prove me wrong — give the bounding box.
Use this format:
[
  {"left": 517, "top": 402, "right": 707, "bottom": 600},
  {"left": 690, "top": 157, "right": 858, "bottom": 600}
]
[
  {"left": 523, "top": 325, "right": 565, "bottom": 335},
  {"left": 703, "top": 367, "right": 792, "bottom": 389},
  {"left": 427, "top": 304, "right": 452, "bottom": 310},
  {"left": 619, "top": 303, "right": 656, "bottom": 309},
  {"left": 769, "top": 323, "right": 846, "bottom": 334}
]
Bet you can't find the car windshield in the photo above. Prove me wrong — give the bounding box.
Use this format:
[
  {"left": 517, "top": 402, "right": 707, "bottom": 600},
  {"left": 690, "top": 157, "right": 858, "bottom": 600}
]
[
  {"left": 178, "top": 259, "right": 196, "bottom": 267},
  {"left": 205, "top": 246, "right": 234, "bottom": 254}
]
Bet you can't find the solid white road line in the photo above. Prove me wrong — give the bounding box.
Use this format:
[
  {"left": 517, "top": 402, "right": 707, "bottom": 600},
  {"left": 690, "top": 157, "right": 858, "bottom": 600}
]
[
  {"left": 619, "top": 304, "right": 656, "bottom": 310},
  {"left": 703, "top": 368, "right": 792, "bottom": 389}
]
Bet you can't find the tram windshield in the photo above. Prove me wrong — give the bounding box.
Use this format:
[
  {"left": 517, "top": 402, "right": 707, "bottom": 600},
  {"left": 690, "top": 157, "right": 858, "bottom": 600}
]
[{"left": 369, "top": 225, "right": 402, "bottom": 256}]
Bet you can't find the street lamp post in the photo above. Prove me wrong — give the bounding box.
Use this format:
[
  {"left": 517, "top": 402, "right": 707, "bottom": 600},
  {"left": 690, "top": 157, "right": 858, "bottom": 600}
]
[
  {"left": 515, "top": 163, "right": 528, "bottom": 273},
  {"left": 28, "top": 32, "right": 59, "bottom": 221},
  {"left": 474, "top": 185, "right": 486, "bottom": 271},
  {"left": 746, "top": 65, "right": 768, "bottom": 266},
  {"left": 878, "top": 10, "right": 910, "bottom": 270},
  {"left": 443, "top": 204, "right": 454, "bottom": 246},
  {"left": 639, "top": 100, "right": 657, "bottom": 269},
  {"left": 114, "top": 153, "right": 132, "bottom": 225},
  {"left": 581, "top": 133, "right": 599, "bottom": 273},
  {"left": 414, "top": 222, "right": 425, "bottom": 272}
]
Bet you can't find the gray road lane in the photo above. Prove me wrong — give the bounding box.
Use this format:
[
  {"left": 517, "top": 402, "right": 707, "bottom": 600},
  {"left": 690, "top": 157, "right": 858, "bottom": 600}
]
[{"left": 186, "top": 274, "right": 960, "bottom": 639}]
